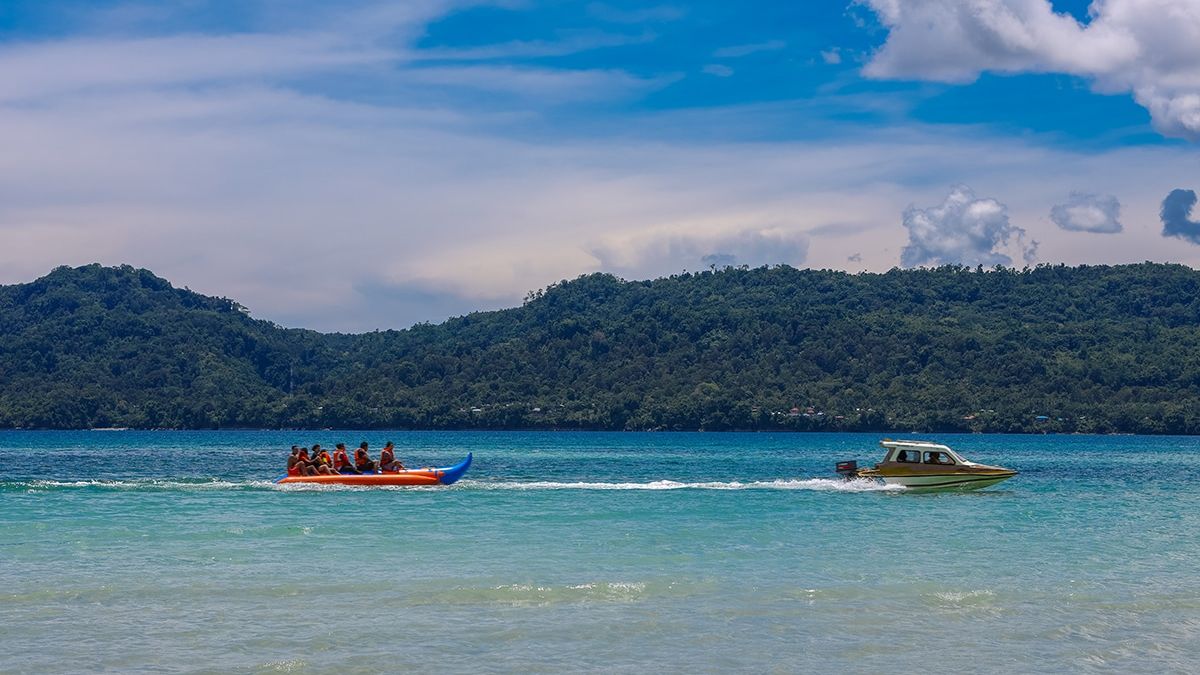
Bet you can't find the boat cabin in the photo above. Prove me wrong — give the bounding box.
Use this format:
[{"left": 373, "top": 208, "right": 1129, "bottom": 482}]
[{"left": 879, "top": 440, "right": 971, "bottom": 467}]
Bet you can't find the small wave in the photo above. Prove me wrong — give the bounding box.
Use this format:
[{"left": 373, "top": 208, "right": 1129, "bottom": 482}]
[
  {"left": 420, "top": 580, "right": 667, "bottom": 606},
  {"left": 932, "top": 589, "right": 996, "bottom": 604},
  {"left": 459, "top": 478, "right": 903, "bottom": 492},
  {"left": 926, "top": 589, "right": 1000, "bottom": 615},
  {"left": 258, "top": 659, "right": 307, "bottom": 673}
]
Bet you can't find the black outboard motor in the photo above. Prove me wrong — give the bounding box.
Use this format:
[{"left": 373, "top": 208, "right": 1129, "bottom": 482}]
[{"left": 835, "top": 460, "right": 859, "bottom": 480}]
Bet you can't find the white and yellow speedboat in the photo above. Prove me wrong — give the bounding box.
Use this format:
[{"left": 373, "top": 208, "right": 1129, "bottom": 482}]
[{"left": 837, "top": 439, "right": 1017, "bottom": 491}]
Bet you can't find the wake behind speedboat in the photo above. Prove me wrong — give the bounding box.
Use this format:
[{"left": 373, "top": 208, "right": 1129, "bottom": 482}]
[{"left": 837, "top": 440, "right": 1016, "bottom": 491}]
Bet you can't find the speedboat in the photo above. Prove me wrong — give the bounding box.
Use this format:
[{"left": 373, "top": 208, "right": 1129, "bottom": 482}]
[{"left": 836, "top": 440, "right": 1016, "bottom": 491}]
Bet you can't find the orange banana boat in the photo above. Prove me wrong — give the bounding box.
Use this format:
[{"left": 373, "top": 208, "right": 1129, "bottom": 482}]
[{"left": 277, "top": 453, "right": 471, "bottom": 486}]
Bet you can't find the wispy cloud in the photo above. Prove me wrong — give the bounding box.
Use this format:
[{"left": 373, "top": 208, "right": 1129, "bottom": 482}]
[
  {"left": 820, "top": 48, "right": 842, "bottom": 65},
  {"left": 0, "top": 34, "right": 392, "bottom": 103},
  {"left": 401, "top": 65, "right": 674, "bottom": 101},
  {"left": 414, "top": 30, "right": 655, "bottom": 61},
  {"left": 713, "top": 39, "right": 785, "bottom": 58}
]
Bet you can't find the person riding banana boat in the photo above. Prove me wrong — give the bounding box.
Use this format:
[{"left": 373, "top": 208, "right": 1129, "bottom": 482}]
[{"left": 278, "top": 447, "right": 472, "bottom": 486}]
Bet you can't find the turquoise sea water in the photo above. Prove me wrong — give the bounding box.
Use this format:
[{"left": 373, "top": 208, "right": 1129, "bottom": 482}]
[{"left": 3, "top": 431, "right": 1200, "bottom": 673}]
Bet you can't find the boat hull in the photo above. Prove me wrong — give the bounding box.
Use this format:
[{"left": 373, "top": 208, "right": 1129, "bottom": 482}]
[
  {"left": 879, "top": 470, "right": 1016, "bottom": 491},
  {"left": 277, "top": 453, "right": 472, "bottom": 486}
]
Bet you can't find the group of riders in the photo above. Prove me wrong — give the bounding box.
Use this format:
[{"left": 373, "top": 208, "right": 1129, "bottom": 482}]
[{"left": 287, "top": 441, "right": 405, "bottom": 477}]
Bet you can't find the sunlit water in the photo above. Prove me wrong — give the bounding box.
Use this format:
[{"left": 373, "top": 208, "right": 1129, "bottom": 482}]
[{"left": 3, "top": 431, "right": 1199, "bottom": 673}]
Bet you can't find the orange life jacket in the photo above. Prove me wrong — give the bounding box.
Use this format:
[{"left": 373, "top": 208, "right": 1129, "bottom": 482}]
[
  {"left": 381, "top": 447, "right": 395, "bottom": 464},
  {"left": 333, "top": 449, "right": 350, "bottom": 469}
]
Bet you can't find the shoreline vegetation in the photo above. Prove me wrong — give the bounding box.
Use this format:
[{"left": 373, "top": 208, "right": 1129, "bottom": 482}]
[
  {"left": 7, "top": 427, "right": 1153, "bottom": 435},
  {"left": 5, "top": 262, "right": 1200, "bottom": 434}
]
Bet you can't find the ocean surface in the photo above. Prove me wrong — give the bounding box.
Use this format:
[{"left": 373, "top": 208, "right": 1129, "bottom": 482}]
[{"left": 3, "top": 431, "right": 1199, "bottom": 673}]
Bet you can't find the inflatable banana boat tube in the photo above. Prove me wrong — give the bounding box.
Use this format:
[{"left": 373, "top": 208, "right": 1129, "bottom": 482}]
[{"left": 276, "top": 453, "right": 472, "bottom": 486}]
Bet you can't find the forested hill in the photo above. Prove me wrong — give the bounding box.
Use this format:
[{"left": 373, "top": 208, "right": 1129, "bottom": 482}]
[{"left": 5, "top": 262, "right": 1200, "bottom": 433}]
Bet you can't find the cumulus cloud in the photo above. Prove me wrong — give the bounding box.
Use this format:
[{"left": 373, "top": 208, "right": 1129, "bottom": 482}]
[
  {"left": 1050, "top": 192, "right": 1123, "bottom": 233},
  {"left": 820, "top": 48, "right": 842, "bottom": 65},
  {"left": 1161, "top": 189, "right": 1200, "bottom": 244},
  {"left": 860, "top": 0, "right": 1200, "bottom": 140},
  {"left": 900, "top": 185, "right": 1036, "bottom": 267}
]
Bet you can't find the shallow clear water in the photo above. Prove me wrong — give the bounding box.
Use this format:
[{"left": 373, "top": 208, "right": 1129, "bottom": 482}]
[{"left": 3, "top": 431, "right": 1199, "bottom": 673}]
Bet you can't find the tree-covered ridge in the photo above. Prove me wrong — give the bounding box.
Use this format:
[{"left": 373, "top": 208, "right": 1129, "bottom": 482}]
[{"left": 4, "top": 262, "right": 1200, "bottom": 433}]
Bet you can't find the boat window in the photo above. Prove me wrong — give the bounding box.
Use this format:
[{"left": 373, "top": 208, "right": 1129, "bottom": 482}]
[
  {"left": 892, "top": 449, "right": 921, "bottom": 463},
  {"left": 924, "top": 451, "right": 955, "bottom": 465}
]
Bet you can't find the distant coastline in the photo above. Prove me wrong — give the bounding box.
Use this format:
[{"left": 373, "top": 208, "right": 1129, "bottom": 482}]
[
  {"left": 4, "top": 262, "right": 1200, "bottom": 435},
  {"left": 0, "top": 425, "right": 1159, "bottom": 437}
]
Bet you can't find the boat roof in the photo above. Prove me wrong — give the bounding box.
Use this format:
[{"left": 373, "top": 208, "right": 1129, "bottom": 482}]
[
  {"left": 880, "top": 439, "right": 952, "bottom": 452},
  {"left": 879, "top": 439, "right": 974, "bottom": 464}
]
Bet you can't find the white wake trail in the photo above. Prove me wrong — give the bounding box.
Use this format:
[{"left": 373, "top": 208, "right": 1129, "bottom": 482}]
[{"left": 458, "top": 478, "right": 903, "bottom": 492}]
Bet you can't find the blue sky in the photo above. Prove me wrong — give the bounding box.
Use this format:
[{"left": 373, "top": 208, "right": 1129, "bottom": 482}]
[{"left": 0, "top": 1, "right": 1197, "bottom": 330}]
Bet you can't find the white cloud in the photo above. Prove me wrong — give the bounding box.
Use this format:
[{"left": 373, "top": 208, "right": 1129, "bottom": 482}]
[
  {"left": 900, "top": 185, "right": 1036, "bottom": 267},
  {"left": 861, "top": 0, "right": 1200, "bottom": 140},
  {"left": 1050, "top": 192, "right": 1123, "bottom": 233},
  {"left": 0, "top": 34, "right": 391, "bottom": 103},
  {"left": 414, "top": 31, "right": 656, "bottom": 61},
  {"left": 702, "top": 64, "right": 734, "bottom": 78},
  {"left": 713, "top": 40, "right": 786, "bottom": 58},
  {"left": 402, "top": 65, "right": 671, "bottom": 101},
  {"left": 820, "top": 48, "right": 842, "bottom": 65}
]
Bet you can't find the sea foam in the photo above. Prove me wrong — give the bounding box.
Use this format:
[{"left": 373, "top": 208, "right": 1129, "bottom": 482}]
[{"left": 456, "top": 477, "right": 904, "bottom": 492}]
